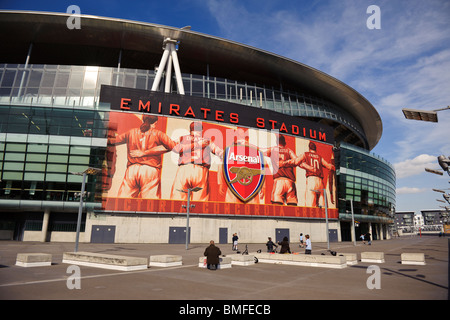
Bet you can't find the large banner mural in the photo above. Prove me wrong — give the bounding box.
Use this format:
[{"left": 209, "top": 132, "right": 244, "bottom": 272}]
[{"left": 100, "top": 86, "right": 337, "bottom": 219}]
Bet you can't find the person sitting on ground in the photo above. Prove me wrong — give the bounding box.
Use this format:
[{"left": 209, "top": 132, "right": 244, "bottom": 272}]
[
  {"left": 278, "top": 236, "right": 291, "bottom": 254},
  {"left": 204, "top": 240, "right": 222, "bottom": 270}
]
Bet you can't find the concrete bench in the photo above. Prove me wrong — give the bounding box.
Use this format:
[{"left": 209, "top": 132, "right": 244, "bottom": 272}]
[
  {"left": 16, "top": 253, "right": 52, "bottom": 267},
  {"left": 401, "top": 253, "right": 426, "bottom": 265},
  {"left": 338, "top": 253, "right": 358, "bottom": 265},
  {"left": 198, "top": 256, "right": 232, "bottom": 269},
  {"left": 228, "top": 254, "right": 255, "bottom": 266},
  {"left": 63, "top": 252, "right": 148, "bottom": 271},
  {"left": 253, "top": 252, "right": 347, "bottom": 269},
  {"left": 149, "top": 255, "right": 182, "bottom": 267},
  {"left": 361, "top": 252, "right": 385, "bottom": 263}
]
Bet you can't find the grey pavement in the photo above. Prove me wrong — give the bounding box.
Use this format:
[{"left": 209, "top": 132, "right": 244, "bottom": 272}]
[{"left": 0, "top": 236, "right": 448, "bottom": 301}]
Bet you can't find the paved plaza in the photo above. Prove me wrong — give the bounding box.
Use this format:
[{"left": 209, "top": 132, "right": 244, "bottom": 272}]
[{"left": 0, "top": 236, "right": 448, "bottom": 301}]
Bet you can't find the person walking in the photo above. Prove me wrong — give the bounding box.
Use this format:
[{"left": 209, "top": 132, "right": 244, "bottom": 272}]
[
  {"left": 204, "top": 240, "right": 222, "bottom": 270},
  {"left": 366, "top": 232, "right": 372, "bottom": 245},
  {"left": 299, "top": 233, "right": 304, "bottom": 248},
  {"left": 305, "top": 234, "right": 312, "bottom": 254}
]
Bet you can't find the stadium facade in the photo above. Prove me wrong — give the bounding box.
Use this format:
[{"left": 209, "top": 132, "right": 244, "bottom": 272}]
[{"left": 0, "top": 11, "right": 395, "bottom": 244}]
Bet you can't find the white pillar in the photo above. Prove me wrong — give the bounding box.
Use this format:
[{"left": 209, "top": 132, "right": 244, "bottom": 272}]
[
  {"left": 170, "top": 42, "right": 185, "bottom": 95},
  {"left": 41, "top": 208, "right": 50, "bottom": 242},
  {"left": 164, "top": 54, "right": 173, "bottom": 93},
  {"left": 152, "top": 38, "right": 185, "bottom": 95},
  {"left": 151, "top": 44, "right": 171, "bottom": 92}
]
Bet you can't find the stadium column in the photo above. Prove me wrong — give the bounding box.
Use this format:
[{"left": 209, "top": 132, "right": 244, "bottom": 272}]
[
  {"left": 40, "top": 208, "right": 50, "bottom": 242},
  {"left": 151, "top": 37, "right": 185, "bottom": 95}
]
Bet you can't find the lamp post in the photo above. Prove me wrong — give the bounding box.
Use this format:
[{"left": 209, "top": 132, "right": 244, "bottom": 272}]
[
  {"left": 402, "top": 105, "right": 449, "bottom": 123},
  {"left": 70, "top": 167, "right": 101, "bottom": 252},
  {"left": 312, "top": 188, "right": 329, "bottom": 250},
  {"left": 178, "top": 187, "right": 202, "bottom": 250},
  {"left": 340, "top": 197, "right": 356, "bottom": 246},
  {"left": 425, "top": 168, "right": 444, "bottom": 176}
]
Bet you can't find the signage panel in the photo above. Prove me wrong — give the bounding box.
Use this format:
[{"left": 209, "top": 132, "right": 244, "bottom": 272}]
[{"left": 100, "top": 85, "right": 337, "bottom": 219}]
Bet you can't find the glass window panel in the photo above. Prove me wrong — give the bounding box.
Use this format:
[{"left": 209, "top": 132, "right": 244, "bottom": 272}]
[
  {"left": 123, "top": 74, "right": 135, "bottom": 88},
  {"left": 49, "top": 145, "right": 69, "bottom": 154},
  {"left": 98, "top": 71, "right": 112, "bottom": 86},
  {"left": 3, "top": 171, "right": 23, "bottom": 180},
  {"left": 28, "top": 70, "right": 43, "bottom": 87},
  {"left": 136, "top": 76, "right": 146, "bottom": 90},
  {"left": 68, "top": 72, "right": 83, "bottom": 88},
  {"left": 216, "top": 82, "right": 226, "bottom": 99},
  {"left": 6, "top": 143, "right": 26, "bottom": 152},
  {"left": 0, "top": 87, "right": 12, "bottom": 98},
  {"left": 69, "top": 155, "right": 89, "bottom": 164},
  {"left": 68, "top": 164, "right": 89, "bottom": 173},
  {"left": 3, "top": 162, "right": 24, "bottom": 170},
  {"left": 182, "top": 79, "right": 190, "bottom": 95},
  {"left": 47, "top": 154, "right": 68, "bottom": 163},
  {"left": 47, "top": 164, "right": 67, "bottom": 172},
  {"left": 24, "top": 172, "right": 45, "bottom": 180},
  {"left": 25, "top": 163, "right": 46, "bottom": 171},
  {"left": 55, "top": 72, "right": 70, "bottom": 88},
  {"left": 67, "top": 174, "right": 83, "bottom": 183},
  {"left": 70, "top": 146, "right": 90, "bottom": 155},
  {"left": 26, "top": 153, "right": 47, "bottom": 162},
  {"left": 70, "top": 136, "right": 91, "bottom": 145},
  {"left": 4, "top": 153, "right": 25, "bottom": 161},
  {"left": 45, "top": 173, "right": 66, "bottom": 182},
  {"left": 1, "top": 70, "right": 16, "bottom": 87},
  {"left": 191, "top": 80, "right": 203, "bottom": 95},
  {"left": 41, "top": 72, "right": 56, "bottom": 87},
  {"left": 83, "top": 69, "right": 99, "bottom": 89},
  {"left": 49, "top": 124, "right": 71, "bottom": 136}
]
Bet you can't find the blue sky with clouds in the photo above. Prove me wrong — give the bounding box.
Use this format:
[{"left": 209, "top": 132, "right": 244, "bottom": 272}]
[{"left": 2, "top": 0, "right": 450, "bottom": 213}]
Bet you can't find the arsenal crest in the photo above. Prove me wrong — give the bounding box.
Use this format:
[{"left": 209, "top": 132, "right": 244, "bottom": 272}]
[{"left": 223, "top": 144, "right": 265, "bottom": 202}]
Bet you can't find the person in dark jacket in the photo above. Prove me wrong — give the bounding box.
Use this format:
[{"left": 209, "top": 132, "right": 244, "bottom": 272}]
[
  {"left": 266, "top": 237, "right": 278, "bottom": 252},
  {"left": 204, "top": 240, "right": 222, "bottom": 270},
  {"left": 278, "top": 236, "right": 291, "bottom": 254}
]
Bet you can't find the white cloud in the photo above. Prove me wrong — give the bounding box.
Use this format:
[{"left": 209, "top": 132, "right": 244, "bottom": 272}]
[
  {"left": 393, "top": 154, "right": 438, "bottom": 178},
  {"left": 396, "top": 187, "right": 427, "bottom": 194}
]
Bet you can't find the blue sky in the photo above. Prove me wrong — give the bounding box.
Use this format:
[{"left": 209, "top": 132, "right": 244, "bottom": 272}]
[{"left": 2, "top": 0, "right": 450, "bottom": 214}]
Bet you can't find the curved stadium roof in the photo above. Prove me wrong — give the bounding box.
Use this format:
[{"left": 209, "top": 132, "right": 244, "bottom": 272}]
[{"left": 0, "top": 10, "right": 382, "bottom": 150}]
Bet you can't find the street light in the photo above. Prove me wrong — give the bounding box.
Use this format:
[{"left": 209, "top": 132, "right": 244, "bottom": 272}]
[
  {"left": 438, "top": 155, "right": 450, "bottom": 176},
  {"left": 312, "top": 188, "right": 329, "bottom": 250},
  {"left": 70, "top": 167, "right": 102, "bottom": 252},
  {"left": 425, "top": 168, "right": 444, "bottom": 176},
  {"left": 339, "top": 197, "right": 356, "bottom": 246},
  {"left": 177, "top": 187, "right": 203, "bottom": 250},
  {"left": 402, "top": 106, "right": 450, "bottom": 122}
]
